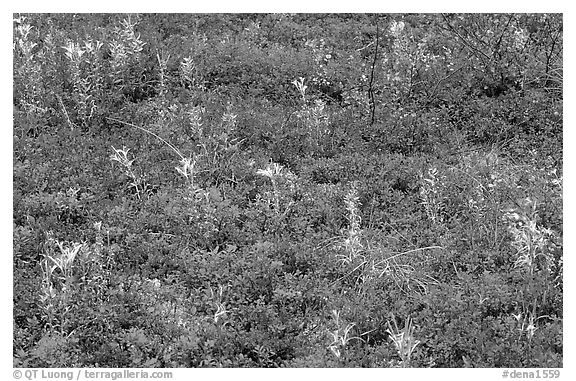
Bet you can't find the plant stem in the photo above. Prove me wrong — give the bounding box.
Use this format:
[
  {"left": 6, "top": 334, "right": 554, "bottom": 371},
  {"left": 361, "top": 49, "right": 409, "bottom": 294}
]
[{"left": 106, "top": 117, "right": 185, "bottom": 159}]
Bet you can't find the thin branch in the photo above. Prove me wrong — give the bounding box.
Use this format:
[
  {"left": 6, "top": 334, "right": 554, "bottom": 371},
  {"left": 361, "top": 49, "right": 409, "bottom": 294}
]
[
  {"left": 368, "top": 21, "right": 380, "bottom": 126},
  {"left": 440, "top": 14, "right": 492, "bottom": 63},
  {"left": 425, "top": 65, "right": 465, "bottom": 104},
  {"left": 356, "top": 40, "right": 375, "bottom": 52},
  {"left": 106, "top": 117, "right": 185, "bottom": 159},
  {"left": 545, "top": 25, "right": 562, "bottom": 78},
  {"left": 55, "top": 93, "right": 75, "bottom": 131},
  {"left": 493, "top": 14, "right": 515, "bottom": 60}
]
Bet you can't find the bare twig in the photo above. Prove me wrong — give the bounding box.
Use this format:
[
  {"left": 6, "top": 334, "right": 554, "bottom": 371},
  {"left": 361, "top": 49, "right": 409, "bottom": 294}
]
[
  {"left": 55, "top": 93, "right": 75, "bottom": 131},
  {"left": 494, "top": 15, "right": 515, "bottom": 53},
  {"left": 440, "top": 14, "right": 492, "bottom": 63},
  {"left": 356, "top": 40, "right": 375, "bottom": 52},
  {"left": 106, "top": 117, "right": 185, "bottom": 159},
  {"left": 368, "top": 21, "right": 380, "bottom": 126},
  {"left": 545, "top": 25, "right": 562, "bottom": 80},
  {"left": 426, "top": 65, "right": 465, "bottom": 104}
]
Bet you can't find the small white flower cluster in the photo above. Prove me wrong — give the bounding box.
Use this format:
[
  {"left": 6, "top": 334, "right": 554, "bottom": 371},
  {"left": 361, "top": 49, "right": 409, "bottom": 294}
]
[{"left": 389, "top": 20, "right": 405, "bottom": 36}]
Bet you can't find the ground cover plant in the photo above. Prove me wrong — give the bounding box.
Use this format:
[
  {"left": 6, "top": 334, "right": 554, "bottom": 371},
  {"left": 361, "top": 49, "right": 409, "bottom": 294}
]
[{"left": 13, "top": 13, "right": 562, "bottom": 368}]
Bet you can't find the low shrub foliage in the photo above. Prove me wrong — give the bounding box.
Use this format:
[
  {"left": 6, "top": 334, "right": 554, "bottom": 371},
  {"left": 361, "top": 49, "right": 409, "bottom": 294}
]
[{"left": 13, "top": 13, "right": 562, "bottom": 368}]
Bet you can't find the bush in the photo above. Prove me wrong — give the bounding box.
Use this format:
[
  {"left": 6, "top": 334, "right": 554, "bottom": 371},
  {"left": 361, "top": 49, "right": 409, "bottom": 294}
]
[{"left": 13, "top": 13, "right": 562, "bottom": 368}]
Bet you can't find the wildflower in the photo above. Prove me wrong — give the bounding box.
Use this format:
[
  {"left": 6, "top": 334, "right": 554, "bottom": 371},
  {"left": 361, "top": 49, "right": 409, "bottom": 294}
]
[{"left": 387, "top": 316, "right": 420, "bottom": 367}]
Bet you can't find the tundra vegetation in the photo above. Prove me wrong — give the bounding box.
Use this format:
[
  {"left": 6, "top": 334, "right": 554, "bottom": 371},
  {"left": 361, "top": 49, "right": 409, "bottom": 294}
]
[{"left": 13, "top": 14, "right": 562, "bottom": 367}]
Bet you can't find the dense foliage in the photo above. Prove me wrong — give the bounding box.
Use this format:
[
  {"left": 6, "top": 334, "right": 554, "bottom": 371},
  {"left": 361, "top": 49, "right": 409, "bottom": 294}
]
[{"left": 13, "top": 13, "right": 562, "bottom": 368}]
